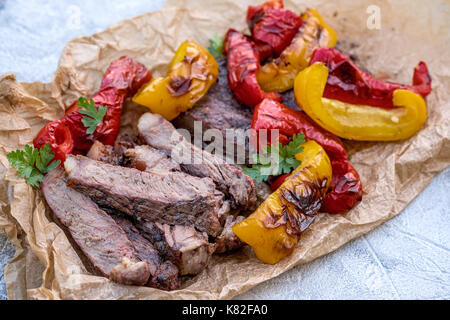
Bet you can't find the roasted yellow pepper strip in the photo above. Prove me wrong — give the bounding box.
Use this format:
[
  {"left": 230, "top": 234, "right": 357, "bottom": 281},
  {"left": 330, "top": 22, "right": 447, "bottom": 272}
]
[
  {"left": 233, "top": 141, "right": 331, "bottom": 264},
  {"left": 133, "top": 40, "right": 219, "bottom": 121},
  {"left": 257, "top": 8, "right": 338, "bottom": 93},
  {"left": 293, "top": 62, "right": 428, "bottom": 141}
]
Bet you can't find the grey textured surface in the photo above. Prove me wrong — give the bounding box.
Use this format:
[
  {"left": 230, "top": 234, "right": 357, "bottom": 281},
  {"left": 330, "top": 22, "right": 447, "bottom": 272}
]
[
  {"left": 0, "top": 0, "right": 449, "bottom": 300},
  {"left": 0, "top": 234, "right": 15, "bottom": 300}
]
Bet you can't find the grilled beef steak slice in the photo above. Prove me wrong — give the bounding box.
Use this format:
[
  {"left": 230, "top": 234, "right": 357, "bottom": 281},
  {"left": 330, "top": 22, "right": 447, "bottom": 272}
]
[
  {"left": 64, "top": 155, "right": 222, "bottom": 236},
  {"left": 88, "top": 139, "right": 179, "bottom": 174},
  {"left": 87, "top": 140, "right": 122, "bottom": 165},
  {"left": 214, "top": 215, "right": 246, "bottom": 253},
  {"left": 138, "top": 221, "right": 215, "bottom": 276},
  {"left": 124, "top": 145, "right": 180, "bottom": 173},
  {"left": 138, "top": 112, "right": 257, "bottom": 212},
  {"left": 41, "top": 167, "right": 150, "bottom": 286},
  {"left": 87, "top": 132, "right": 139, "bottom": 166},
  {"left": 114, "top": 131, "right": 139, "bottom": 153},
  {"left": 111, "top": 215, "right": 180, "bottom": 290},
  {"left": 173, "top": 58, "right": 254, "bottom": 163}
]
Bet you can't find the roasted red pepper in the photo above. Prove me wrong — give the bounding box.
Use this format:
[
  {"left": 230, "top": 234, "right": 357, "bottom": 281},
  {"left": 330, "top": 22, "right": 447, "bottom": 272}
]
[
  {"left": 224, "top": 29, "right": 281, "bottom": 108},
  {"left": 33, "top": 119, "right": 73, "bottom": 163},
  {"left": 269, "top": 158, "right": 362, "bottom": 214},
  {"left": 64, "top": 100, "right": 95, "bottom": 152},
  {"left": 251, "top": 40, "right": 274, "bottom": 62},
  {"left": 252, "top": 98, "right": 347, "bottom": 161},
  {"left": 309, "top": 47, "right": 432, "bottom": 108},
  {"left": 247, "top": 0, "right": 303, "bottom": 58},
  {"left": 98, "top": 55, "right": 152, "bottom": 97},
  {"left": 269, "top": 173, "right": 290, "bottom": 192},
  {"left": 252, "top": 98, "right": 362, "bottom": 213},
  {"left": 35, "top": 56, "right": 151, "bottom": 160},
  {"left": 321, "top": 159, "right": 362, "bottom": 213},
  {"left": 65, "top": 56, "right": 152, "bottom": 152}
]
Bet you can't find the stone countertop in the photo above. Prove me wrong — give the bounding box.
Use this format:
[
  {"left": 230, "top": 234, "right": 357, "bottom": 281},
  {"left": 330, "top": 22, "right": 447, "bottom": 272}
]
[{"left": 1, "top": 0, "right": 449, "bottom": 300}]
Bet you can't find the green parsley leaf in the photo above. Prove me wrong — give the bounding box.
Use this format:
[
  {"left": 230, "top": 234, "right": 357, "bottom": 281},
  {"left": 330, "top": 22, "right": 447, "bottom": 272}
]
[
  {"left": 208, "top": 33, "right": 224, "bottom": 59},
  {"left": 243, "top": 164, "right": 273, "bottom": 183},
  {"left": 27, "top": 171, "right": 45, "bottom": 188},
  {"left": 243, "top": 133, "right": 306, "bottom": 182},
  {"left": 76, "top": 97, "right": 107, "bottom": 135},
  {"left": 7, "top": 143, "right": 61, "bottom": 187}
]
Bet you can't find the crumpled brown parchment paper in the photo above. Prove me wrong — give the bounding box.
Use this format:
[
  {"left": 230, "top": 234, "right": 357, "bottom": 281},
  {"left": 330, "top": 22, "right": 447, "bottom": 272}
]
[{"left": 0, "top": 0, "right": 449, "bottom": 300}]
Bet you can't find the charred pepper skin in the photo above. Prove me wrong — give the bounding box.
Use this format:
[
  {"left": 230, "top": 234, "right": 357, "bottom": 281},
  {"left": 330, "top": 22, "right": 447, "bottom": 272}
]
[
  {"left": 35, "top": 56, "right": 152, "bottom": 160},
  {"left": 233, "top": 141, "right": 332, "bottom": 264},
  {"left": 309, "top": 47, "right": 432, "bottom": 109},
  {"left": 321, "top": 159, "right": 363, "bottom": 214},
  {"left": 269, "top": 159, "right": 362, "bottom": 214},
  {"left": 252, "top": 99, "right": 362, "bottom": 214},
  {"left": 224, "top": 29, "right": 281, "bottom": 108},
  {"left": 247, "top": 0, "right": 303, "bottom": 58},
  {"left": 66, "top": 56, "right": 152, "bottom": 152},
  {"left": 133, "top": 41, "right": 218, "bottom": 121},
  {"left": 251, "top": 98, "right": 347, "bottom": 161},
  {"left": 257, "top": 8, "right": 338, "bottom": 93}
]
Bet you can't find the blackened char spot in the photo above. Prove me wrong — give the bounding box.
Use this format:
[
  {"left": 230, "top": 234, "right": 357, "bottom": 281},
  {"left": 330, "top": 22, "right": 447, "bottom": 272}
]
[
  {"left": 262, "top": 206, "right": 288, "bottom": 229},
  {"left": 316, "top": 25, "right": 324, "bottom": 42},
  {"left": 248, "top": 9, "right": 265, "bottom": 30},
  {"left": 168, "top": 77, "right": 192, "bottom": 97}
]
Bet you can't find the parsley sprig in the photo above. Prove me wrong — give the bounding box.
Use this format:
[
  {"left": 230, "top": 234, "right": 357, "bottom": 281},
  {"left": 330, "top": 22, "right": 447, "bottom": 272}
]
[
  {"left": 77, "top": 97, "right": 107, "bottom": 135},
  {"left": 208, "top": 33, "right": 224, "bottom": 59},
  {"left": 7, "top": 143, "right": 60, "bottom": 187},
  {"left": 243, "top": 134, "right": 306, "bottom": 182}
]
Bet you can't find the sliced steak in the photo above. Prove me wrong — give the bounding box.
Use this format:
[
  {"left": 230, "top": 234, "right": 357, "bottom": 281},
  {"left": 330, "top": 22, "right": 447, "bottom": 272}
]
[
  {"left": 87, "top": 132, "right": 139, "bottom": 166},
  {"left": 138, "top": 112, "right": 257, "bottom": 212},
  {"left": 173, "top": 58, "right": 254, "bottom": 163},
  {"left": 88, "top": 139, "right": 179, "bottom": 174},
  {"left": 137, "top": 221, "right": 215, "bottom": 276},
  {"left": 87, "top": 140, "right": 121, "bottom": 165},
  {"left": 214, "top": 215, "right": 246, "bottom": 254},
  {"left": 64, "top": 155, "right": 222, "bottom": 236},
  {"left": 114, "top": 131, "right": 139, "bottom": 153},
  {"left": 124, "top": 145, "right": 180, "bottom": 173},
  {"left": 111, "top": 215, "right": 180, "bottom": 290},
  {"left": 41, "top": 167, "right": 150, "bottom": 286}
]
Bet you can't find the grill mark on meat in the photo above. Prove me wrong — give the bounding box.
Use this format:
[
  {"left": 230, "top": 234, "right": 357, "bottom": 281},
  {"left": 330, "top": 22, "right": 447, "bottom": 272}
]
[
  {"left": 137, "top": 221, "right": 215, "bottom": 276},
  {"left": 111, "top": 214, "right": 181, "bottom": 290},
  {"left": 64, "top": 155, "right": 222, "bottom": 236},
  {"left": 41, "top": 167, "right": 150, "bottom": 286},
  {"left": 138, "top": 112, "right": 257, "bottom": 212}
]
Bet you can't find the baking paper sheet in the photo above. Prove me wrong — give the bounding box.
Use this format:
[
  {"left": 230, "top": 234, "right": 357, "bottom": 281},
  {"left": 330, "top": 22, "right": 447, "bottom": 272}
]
[{"left": 0, "top": 0, "right": 449, "bottom": 299}]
